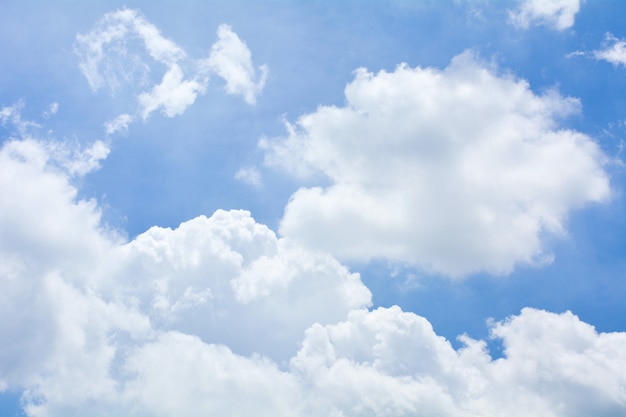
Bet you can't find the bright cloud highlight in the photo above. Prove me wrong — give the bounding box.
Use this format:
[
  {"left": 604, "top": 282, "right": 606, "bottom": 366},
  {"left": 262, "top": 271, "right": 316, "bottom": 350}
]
[{"left": 262, "top": 51, "right": 610, "bottom": 277}]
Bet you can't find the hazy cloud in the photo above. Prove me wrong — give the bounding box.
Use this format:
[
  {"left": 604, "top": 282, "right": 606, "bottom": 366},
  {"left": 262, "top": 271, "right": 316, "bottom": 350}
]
[
  {"left": 509, "top": 0, "right": 580, "bottom": 30},
  {"left": 104, "top": 113, "right": 133, "bottom": 136},
  {"left": 234, "top": 166, "right": 262, "bottom": 186}
]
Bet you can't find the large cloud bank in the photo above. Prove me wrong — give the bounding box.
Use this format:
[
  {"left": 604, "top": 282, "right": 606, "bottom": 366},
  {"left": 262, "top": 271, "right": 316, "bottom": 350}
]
[
  {"left": 1, "top": 104, "right": 625, "bottom": 417},
  {"left": 261, "top": 51, "right": 610, "bottom": 277}
]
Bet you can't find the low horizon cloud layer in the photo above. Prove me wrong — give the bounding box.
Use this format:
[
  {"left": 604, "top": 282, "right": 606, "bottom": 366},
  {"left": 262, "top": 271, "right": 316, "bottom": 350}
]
[{"left": 1, "top": 2, "right": 625, "bottom": 416}]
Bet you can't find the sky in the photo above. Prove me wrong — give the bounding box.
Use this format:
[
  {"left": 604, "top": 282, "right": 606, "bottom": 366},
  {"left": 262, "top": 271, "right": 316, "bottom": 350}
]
[{"left": 0, "top": 0, "right": 625, "bottom": 416}]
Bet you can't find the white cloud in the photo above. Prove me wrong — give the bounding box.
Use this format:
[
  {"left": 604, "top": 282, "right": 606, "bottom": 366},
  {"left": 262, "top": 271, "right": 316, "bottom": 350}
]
[
  {"left": 234, "top": 166, "right": 262, "bottom": 186},
  {"left": 261, "top": 51, "right": 610, "bottom": 277},
  {"left": 0, "top": 128, "right": 624, "bottom": 416},
  {"left": 75, "top": 9, "right": 267, "bottom": 128},
  {"left": 137, "top": 64, "right": 206, "bottom": 119},
  {"left": 594, "top": 33, "right": 626, "bottom": 67},
  {"left": 292, "top": 306, "right": 626, "bottom": 417},
  {"left": 204, "top": 24, "right": 268, "bottom": 105},
  {"left": 46, "top": 140, "right": 110, "bottom": 176},
  {"left": 74, "top": 8, "right": 185, "bottom": 93},
  {"left": 104, "top": 113, "right": 133, "bottom": 135},
  {"left": 1, "top": 101, "right": 41, "bottom": 137},
  {"left": 509, "top": 0, "right": 580, "bottom": 30},
  {"left": 122, "top": 332, "right": 301, "bottom": 417},
  {"left": 42, "top": 102, "right": 59, "bottom": 119}
]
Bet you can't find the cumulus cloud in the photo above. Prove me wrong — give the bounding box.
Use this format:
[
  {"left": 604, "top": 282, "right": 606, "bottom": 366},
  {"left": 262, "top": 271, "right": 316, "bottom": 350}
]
[
  {"left": 137, "top": 64, "right": 206, "bottom": 119},
  {"left": 0, "top": 112, "right": 624, "bottom": 416},
  {"left": 204, "top": 24, "right": 268, "bottom": 105},
  {"left": 291, "top": 306, "right": 626, "bottom": 417},
  {"left": 509, "top": 0, "right": 580, "bottom": 30},
  {"left": 594, "top": 33, "right": 626, "bottom": 67},
  {"left": 261, "top": 51, "right": 610, "bottom": 277},
  {"left": 75, "top": 9, "right": 267, "bottom": 125}
]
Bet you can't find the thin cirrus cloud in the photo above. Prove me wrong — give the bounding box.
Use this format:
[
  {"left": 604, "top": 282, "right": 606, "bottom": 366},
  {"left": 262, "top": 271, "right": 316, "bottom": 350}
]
[
  {"left": 75, "top": 8, "right": 267, "bottom": 125},
  {"left": 1, "top": 108, "right": 624, "bottom": 416},
  {"left": 509, "top": 0, "right": 581, "bottom": 31},
  {"left": 261, "top": 51, "right": 610, "bottom": 278}
]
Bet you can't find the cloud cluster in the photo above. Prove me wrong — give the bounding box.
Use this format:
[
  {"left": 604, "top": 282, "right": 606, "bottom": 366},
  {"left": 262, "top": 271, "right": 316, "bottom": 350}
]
[
  {"left": 509, "top": 0, "right": 581, "bottom": 30},
  {"left": 75, "top": 9, "right": 267, "bottom": 125},
  {"left": 1, "top": 104, "right": 624, "bottom": 417},
  {"left": 261, "top": 51, "right": 610, "bottom": 277}
]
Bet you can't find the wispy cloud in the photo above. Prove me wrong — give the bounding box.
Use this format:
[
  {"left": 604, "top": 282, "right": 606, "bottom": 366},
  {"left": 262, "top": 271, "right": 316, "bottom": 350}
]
[
  {"left": 594, "top": 33, "right": 626, "bottom": 67},
  {"left": 75, "top": 9, "right": 268, "bottom": 130},
  {"left": 103, "top": 113, "right": 133, "bottom": 136},
  {"left": 509, "top": 0, "right": 580, "bottom": 30}
]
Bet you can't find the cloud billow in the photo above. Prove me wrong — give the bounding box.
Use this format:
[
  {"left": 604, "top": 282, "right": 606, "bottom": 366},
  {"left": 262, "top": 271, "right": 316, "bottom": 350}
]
[{"left": 262, "top": 51, "right": 610, "bottom": 278}]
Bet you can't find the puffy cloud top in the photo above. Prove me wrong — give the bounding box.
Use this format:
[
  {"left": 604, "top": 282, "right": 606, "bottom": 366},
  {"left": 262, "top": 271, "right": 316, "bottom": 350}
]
[{"left": 262, "top": 51, "right": 610, "bottom": 277}]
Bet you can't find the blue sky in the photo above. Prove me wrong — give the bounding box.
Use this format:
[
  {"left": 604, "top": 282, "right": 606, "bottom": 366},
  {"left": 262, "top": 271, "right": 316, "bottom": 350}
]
[{"left": 1, "top": 1, "right": 625, "bottom": 416}]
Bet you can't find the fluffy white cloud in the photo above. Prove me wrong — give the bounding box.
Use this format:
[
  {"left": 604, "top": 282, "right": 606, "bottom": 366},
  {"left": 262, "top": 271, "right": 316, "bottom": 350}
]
[
  {"left": 75, "top": 9, "right": 267, "bottom": 125},
  {"left": 1, "top": 109, "right": 623, "bottom": 417},
  {"left": 122, "top": 332, "right": 301, "bottom": 417},
  {"left": 137, "top": 64, "right": 206, "bottom": 119},
  {"left": 111, "top": 209, "right": 371, "bottom": 360},
  {"left": 292, "top": 306, "right": 626, "bottom": 417},
  {"left": 594, "top": 33, "right": 626, "bottom": 67},
  {"left": 204, "top": 24, "right": 268, "bottom": 105},
  {"left": 0, "top": 118, "right": 368, "bottom": 412},
  {"left": 261, "top": 51, "right": 610, "bottom": 277},
  {"left": 509, "top": 0, "right": 580, "bottom": 30},
  {"left": 0, "top": 138, "right": 118, "bottom": 390}
]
